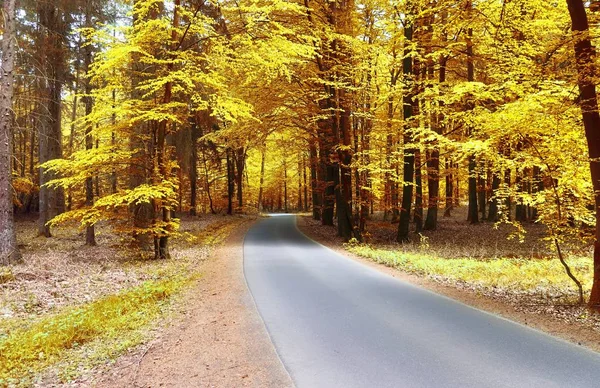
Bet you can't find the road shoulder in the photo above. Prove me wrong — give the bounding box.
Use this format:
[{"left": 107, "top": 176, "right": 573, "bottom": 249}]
[{"left": 88, "top": 219, "right": 292, "bottom": 388}]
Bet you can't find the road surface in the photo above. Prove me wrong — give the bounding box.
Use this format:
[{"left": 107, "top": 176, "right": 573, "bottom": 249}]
[{"left": 243, "top": 215, "right": 600, "bottom": 388}]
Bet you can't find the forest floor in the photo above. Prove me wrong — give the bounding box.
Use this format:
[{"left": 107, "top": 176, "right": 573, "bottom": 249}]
[
  {"left": 297, "top": 207, "right": 600, "bottom": 353},
  {"left": 0, "top": 214, "right": 287, "bottom": 387}
]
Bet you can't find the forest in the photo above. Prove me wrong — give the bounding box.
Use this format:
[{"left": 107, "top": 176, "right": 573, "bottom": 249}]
[{"left": 1, "top": 0, "right": 600, "bottom": 385}]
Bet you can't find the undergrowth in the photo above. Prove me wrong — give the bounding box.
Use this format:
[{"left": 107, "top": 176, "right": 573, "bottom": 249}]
[
  {"left": 346, "top": 243, "right": 593, "bottom": 300},
  {"left": 0, "top": 215, "right": 248, "bottom": 386},
  {"left": 0, "top": 277, "right": 191, "bottom": 386}
]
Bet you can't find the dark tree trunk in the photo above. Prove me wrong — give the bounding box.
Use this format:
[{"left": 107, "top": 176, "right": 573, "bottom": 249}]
[
  {"left": 189, "top": 122, "right": 199, "bottom": 216},
  {"left": 386, "top": 72, "right": 400, "bottom": 223},
  {"left": 465, "top": 0, "right": 478, "bottom": 224},
  {"left": 310, "top": 142, "right": 321, "bottom": 220},
  {"left": 515, "top": 170, "right": 527, "bottom": 222},
  {"left": 467, "top": 156, "right": 479, "bottom": 224},
  {"left": 38, "top": 2, "right": 67, "bottom": 237},
  {"left": 487, "top": 173, "right": 501, "bottom": 222},
  {"left": 478, "top": 170, "right": 487, "bottom": 221},
  {"left": 414, "top": 149, "right": 423, "bottom": 233},
  {"left": 226, "top": 148, "right": 235, "bottom": 215},
  {"left": 257, "top": 145, "right": 266, "bottom": 212},
  {"left": 336, "top": 89, "right": 356, "bottom": 241},
  {"left": 321, "top": 138, "right": 336, "bottom": 226},
  {"left": 424, "top": 148, "right": 440, "bottom": 229},
  {"left": 444, "top": 159, "right": 453, "bottom": 217},
  {"left": 235, "top": 147, "right": 245, "bottom": 210},
  {"left": 284, "top": 158, "right": 288, "bottom": 213},
  {"left": 397, "top": 14, "right": 415, "bottom": 243},
  {"left": 303, "top": 154, "right": 309, "bottom": 211},
  {"left": 504, "top": 168, "right": 512, "bottom": 220},
  {"left": 531, "top": 166, "right": 542, "bottom": 221},
  {"left": 298, "top": 159, "right": 303, "bottom": 211},
  {"left": 83, "top": 4, "right": 96, "bottom": 246}
]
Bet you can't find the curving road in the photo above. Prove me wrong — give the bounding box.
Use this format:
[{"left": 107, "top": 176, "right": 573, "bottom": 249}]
[{"left": 243, "top": 215, "right": 600, "bottom": 388}]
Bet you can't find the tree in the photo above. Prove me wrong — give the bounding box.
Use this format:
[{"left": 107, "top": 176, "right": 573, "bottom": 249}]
[
  {"left": 0, "top": 0, "right": 22, "bottom": 265},
  {"left": 565, "top": 0, "right": 600, "bottom": 308},
  {"left": 397, "top": 3, "right": 416, "bottom": 243},
  {"left": 38, "top": 0, "right": 68, "bottom": 237}
]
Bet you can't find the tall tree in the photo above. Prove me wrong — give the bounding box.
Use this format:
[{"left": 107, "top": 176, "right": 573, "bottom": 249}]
[
  {"left": 397, "top": 4, "right": 416, "bottom": 243},
  {"left": 38, "top": 0, "right": 68, "bottom": 237},
  {"left": 565, "top": 0, "right": 600, "bottom": 308},
  {"left": 0, "top": 0, "right": 22, "bottom": 264}
]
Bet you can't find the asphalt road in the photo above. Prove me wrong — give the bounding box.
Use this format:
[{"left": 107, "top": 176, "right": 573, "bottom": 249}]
[{"left": 243, "top": 215, "right": 600, "bottom": 388}]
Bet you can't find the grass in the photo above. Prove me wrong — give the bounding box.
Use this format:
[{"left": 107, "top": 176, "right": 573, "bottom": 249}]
[
  {"left": 346, "top": 243, "right": 593, "bottom": 300},
  {"left": 0, "top": 276, "right": 191, "bottom": 386}
]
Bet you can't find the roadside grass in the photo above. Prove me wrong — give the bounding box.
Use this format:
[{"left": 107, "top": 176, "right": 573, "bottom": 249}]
[
  {"left": 0, "top": 277, "right": 191, "bottom": 386},
  {"left": 346, "top": 243, "right": 593, "bottom": 301},
  {"left": 0, "top": 215, "right": 250, "bottom": 386}
]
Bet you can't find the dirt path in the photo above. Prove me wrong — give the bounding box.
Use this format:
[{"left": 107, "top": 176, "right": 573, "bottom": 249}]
[{"left": 87, "top": 221, "right": 292, "bottom": 388}]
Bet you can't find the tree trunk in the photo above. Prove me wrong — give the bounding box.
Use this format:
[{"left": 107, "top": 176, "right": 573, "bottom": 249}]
[
  {"left": 235, "top": 147, "right": 245, "bottom": 210},
  {"left": 478, "top": 169, "right": 487, "bottom": 221},
  {"left": 283, "top": 158, "right": 288, "bottom": 213},
  {"left": 83, "top": 3, "right": 96, "bottom": 246},
  {"left": 189, "top": 122, "right": 199, "bottom": 216},
  {"left": 38, "top": 2, "right": 67, "bottom": 237},
  {"left": 257, "top": 145, "right": 266, "bottom": 212},
  {"left": 303, "top": 154, "right": 309, "bottom": 211},
  {"left": 444, "top": 158, "right": 453, "bottom": 217},
  {"left": 153, "top": 0, "right": 182, "bottom": 259},
  {"left": 424, "top": 148, "right": 440, "bottom": 229},
  {"left": 487, "top": 173, "right": 501, "bottom": 222},
  {"left": 414, "top": 149, "right": 423, "bottom": 233},
  {"left": 336, "top": 89, "right": 356, "bottom": 241},
  {"left": 565, "top": 0, "right": 600, "bottom": 307},
  {"left": 0, "top": 0, "right": 22, "bottom": 264},
  {"left": 397, "top": 13, "right": 415, "bottom": 243},
  {"left": 467, "top": 156, "right": 479, "bottom": 223},
  {"left": 310, "top": 142, "right": 321, "bottom": 220},
  {"left": 386, "top": 72, "right": 400, "bottom": 223},
  {"left": 298, "top": 158, "right": 303, "bottom": 211},
  {"left": 515, "top": 169, "right": 527, "bottom": 222},
  {"left": 465, "top": 0, "right": 478, "bottom": 224},
  {"left": 226, "top": 148, "right": 235, "bottom": 215}
]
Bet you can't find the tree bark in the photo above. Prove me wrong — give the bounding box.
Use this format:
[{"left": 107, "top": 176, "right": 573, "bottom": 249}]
[
  {"left": 0, "top": 0, "right": 22, "bottom": 264},
  {"left": 235, "top": 147, "right": 245, "bottom": 209},
  {"left": 83, "top": 3, "right": 96, "bottom": 246},
  {"left": 467, "top": 156, "right": 479, "bottom": 223},
  {"left": 397, "top": 10, "right": 415, "bottom": 243},
  {"left": 487, "top": 173, "right": 501, "bottom": 222},
  {"left": 310, "top": 141, "right": 321, "bottom": 220},
  {"left": 465, "top": 0, "right": 478, "bottom": 224},
  {"left": 424, "top": 147, "right": 440, "bottom": 229},
  {"left": 444, "top": 159, "right": 453, "bottom": 217},
  {"left": 257, "top": 145, "right": 266, "bottom": 212},
  {"left": 189, "top": 121, "right": 199, "bottom": 216},
  {"left": 38, "top": 1, "right": 67, "bottom": 237},
  {"left": 226, "top": 147, "right": 235, "bottom": 215},
  {"left": 565, "top": 0, "right": 600, "bottom": 307}
]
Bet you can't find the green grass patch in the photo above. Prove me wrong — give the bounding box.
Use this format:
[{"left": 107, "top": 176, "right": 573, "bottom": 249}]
[
  {"left": 0, "top": 276, "right": 191, "bottom": 386},
  {"left": 346, "top": 244, "right": 592, "bottom": 297}
]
